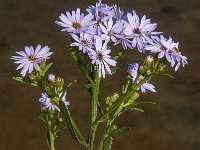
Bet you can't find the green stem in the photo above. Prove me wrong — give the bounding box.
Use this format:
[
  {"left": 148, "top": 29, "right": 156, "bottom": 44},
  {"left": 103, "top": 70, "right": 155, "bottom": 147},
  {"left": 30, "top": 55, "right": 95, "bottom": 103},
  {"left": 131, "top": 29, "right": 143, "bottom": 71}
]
[
  {"left": 98, "top": 119, "right": 114, "bottom": 150},
  {"left": 95, "top": 75, "right": 154, "bottom": 124},
  {"left": 47, "top": 112, "right": 55, "bottom": 150},
  {"left": 88, "top": 68, "right": 101, "bottom": 150},
  {"left": 47, "top": 129, "right": 55, "bottom": 150}
]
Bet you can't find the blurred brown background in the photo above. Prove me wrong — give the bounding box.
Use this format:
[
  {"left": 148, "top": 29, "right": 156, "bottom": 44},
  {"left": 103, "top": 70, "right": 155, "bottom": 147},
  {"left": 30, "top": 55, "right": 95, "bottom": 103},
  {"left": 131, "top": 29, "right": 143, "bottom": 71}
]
[{"left": 0, "top": 0, "right": 200, "bottom": 149}]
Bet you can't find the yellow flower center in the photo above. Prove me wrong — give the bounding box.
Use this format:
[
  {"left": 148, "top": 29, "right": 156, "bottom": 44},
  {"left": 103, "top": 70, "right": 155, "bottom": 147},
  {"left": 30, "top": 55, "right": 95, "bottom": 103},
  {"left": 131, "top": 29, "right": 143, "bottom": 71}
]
[
  {"left": 28, "top": 55, "right": 36, "bottom": 62},
  {"left": 72, "top": 22, "right": 82, "bottom": 29}
]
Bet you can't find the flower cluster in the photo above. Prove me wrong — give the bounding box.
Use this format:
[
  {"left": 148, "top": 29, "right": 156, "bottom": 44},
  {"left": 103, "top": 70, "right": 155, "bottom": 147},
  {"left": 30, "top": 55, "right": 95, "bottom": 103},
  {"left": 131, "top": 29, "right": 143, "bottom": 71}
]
[{"left": 55, "top": 0, "right": 187, "bottom": 78}]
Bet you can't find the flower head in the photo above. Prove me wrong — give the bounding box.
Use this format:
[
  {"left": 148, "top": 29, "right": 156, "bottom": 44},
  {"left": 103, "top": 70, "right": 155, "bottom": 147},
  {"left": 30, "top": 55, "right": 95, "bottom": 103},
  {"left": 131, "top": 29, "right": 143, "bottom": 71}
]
[
  {"left": 88, "top": 36, "right": 117, "bottom": 78},
  {"left": 70, "top": 32, "right": 94, "bottom": 53},
  {"left": 87, "top": 0, "right": 114, "bottom": 22},
  {"left": 139, "top": 77, "right": 156, "bottom": 93},
  {"left": 11, "top": 45, "right": 53, "bottom": 77},
  {"left": 55, "top": 8, "right": 95, "bottom": 33},
  {"left": 128, "top": 63, "right": 139, "bottom": 81},
  {"left": 145, "top": 35, "right": 188, "bottom": 71},
  {"left": 124, "top": 11, "right": 159, "bottom": 52},
  {"left": 39, "top": 92, "right": 69, "bottom": 112},
  {"left": 100, "top": 18, "right": 124, "bottom": 43}
]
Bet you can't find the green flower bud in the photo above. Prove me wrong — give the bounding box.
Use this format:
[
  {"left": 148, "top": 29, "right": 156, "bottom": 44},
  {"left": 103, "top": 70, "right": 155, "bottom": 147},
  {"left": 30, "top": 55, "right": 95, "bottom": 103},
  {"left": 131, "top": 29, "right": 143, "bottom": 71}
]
[{"left": 146, "top": 70, "right": 151, "bottom": 75}]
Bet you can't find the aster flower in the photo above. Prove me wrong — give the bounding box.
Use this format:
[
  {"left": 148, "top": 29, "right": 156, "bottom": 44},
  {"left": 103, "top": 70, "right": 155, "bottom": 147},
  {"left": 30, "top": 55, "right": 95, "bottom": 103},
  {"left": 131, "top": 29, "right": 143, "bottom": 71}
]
[
  {"left": 88, "top": 36, "right": 117, "bottom": 78},
  {"left": 55, "top": 8, "right": 95, "bottom": 34},
  {"left": 86, "top": 0, "right": 114, "bottom": 22},
  {"left": 145, "top": 35, "right": 188, "bottom": 71},
  {"left": 140, "top": 78, "right": 156, "bottom": 93},
  {"left": 100, "top": 18, "right": 124, "bottom": 43},
  {"left": 70, "top": 32, "right": 94, "bottom": 53},
  {"left": 11, "top": 45, "right": 53, "bottom": 77},
  {"left": 145, "top": 35, "right": 175, "bottom": 61},
  {"left": 170, "top": 42, "right": 188, "bottom": 71},
  {"left": 128, "top": 63, "right": 139, "bottom": 81},
  {"left": 113, "top": 5, "right": 125, "bottom": 22},
  {"left": 39, "top": 92, "right": 69, "bottom": 112},
  {"left": 124, "top": 11, "right": 159, "bottom": 52},
  {"left": 115, "top": 29, "right": 133, "bottom": 49}
]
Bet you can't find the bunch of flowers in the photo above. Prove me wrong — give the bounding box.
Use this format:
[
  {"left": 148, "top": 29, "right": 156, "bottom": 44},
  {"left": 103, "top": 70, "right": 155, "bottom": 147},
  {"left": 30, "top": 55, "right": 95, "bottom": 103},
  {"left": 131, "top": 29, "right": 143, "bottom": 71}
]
[{"left": 11, "top": 1, "right": 187, "bottom": 150}]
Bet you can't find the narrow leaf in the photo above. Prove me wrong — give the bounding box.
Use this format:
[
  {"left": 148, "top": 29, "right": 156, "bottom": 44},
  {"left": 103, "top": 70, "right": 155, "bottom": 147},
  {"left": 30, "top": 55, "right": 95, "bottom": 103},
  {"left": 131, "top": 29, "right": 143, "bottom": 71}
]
[
  {"left": 109, "top": 127, "right": 131, "bottom": 137},
  {"left": 41, "top": 63, "right": 53, "bottom": 76},
  {"left": 59, "top": 101, "right": 86, "bottom": 145},
  {"left": 103, "top": 136, "right": 113, "bottom": 150},
  {"left": 13, "top": 77, "right": 38, "bottom": 86},
  {"left": 130, "top": 107, "right": 144, "bottom": 112}
]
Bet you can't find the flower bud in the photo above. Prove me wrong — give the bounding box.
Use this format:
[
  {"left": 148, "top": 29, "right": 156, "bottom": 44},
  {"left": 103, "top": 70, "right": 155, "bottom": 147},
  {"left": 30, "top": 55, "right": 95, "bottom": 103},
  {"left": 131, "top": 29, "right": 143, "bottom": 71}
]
[
  {"left": 139, "top": 66, "right": 144, "bottom": 72},
  {"left": 145, "top": 55, "right": 153, "bottom": 65},
  {"left": 113, "top": 93, "right": 119, "bottom": 100},
  {"left": 146, "top": 70, "right": 151, "bottom": 75},
  {"left": 48, "top": 74, "right": 56, "bottom": 82},
  {"left": 55, "top": 77, "right": 64, "bottom": 84}
]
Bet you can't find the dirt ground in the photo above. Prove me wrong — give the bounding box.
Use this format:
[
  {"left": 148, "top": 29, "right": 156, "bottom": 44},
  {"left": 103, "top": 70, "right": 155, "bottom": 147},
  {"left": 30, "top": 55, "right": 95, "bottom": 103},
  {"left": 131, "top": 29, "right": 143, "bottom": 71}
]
[{"left": 0, "top": 0, "right": 200, "bottom": 150}]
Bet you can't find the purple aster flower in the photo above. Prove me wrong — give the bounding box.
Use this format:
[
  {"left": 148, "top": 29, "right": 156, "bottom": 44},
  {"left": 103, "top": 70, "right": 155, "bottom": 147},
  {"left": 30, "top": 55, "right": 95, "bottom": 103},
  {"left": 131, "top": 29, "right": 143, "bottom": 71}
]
[
  {"left": 86, "top": 0, "right": 114, "bottom": 22},
  {"left": 39, "top": 92, "right": 69, "bottom": 112},
  {"left": 140, "top": 81, "right": 156, "bottom": 93},
  {"left": 146, "top": 35, "right": 176, "bottom": 59},
  {"left": 11, "top": 45, "right": 53, "bottom": 77},
  {"left": 137, "top": 76, "right": 156, "bottom": 93},
  {"left": 115, "top": 28, "right": 133, "bottom": 49},
  {"left": 124, "top": 11, "right": 159, "bottom": 52},
  {"left": 70, "top": 32, "right": 94, "bottom": 53},
  {"left": 100, "top": 18, "right": 124, "bottom": 43},
  {"left": 170, "top": 42, "right": 188, "bottom": 71},
  {"left": 128, "top": 63, "right": 139, "bottom": 81},
  {"left": 145, "top": 35, "right": 188, "bottom": 71},
  {"left": 55, "top": 8, "right": 95, "bottom": 34},
  {"left": 88, "top": 36, "right": 117, "bottom": 78},
  {"left": 113, "top": 5, "right": 125, "bottom": 22}
]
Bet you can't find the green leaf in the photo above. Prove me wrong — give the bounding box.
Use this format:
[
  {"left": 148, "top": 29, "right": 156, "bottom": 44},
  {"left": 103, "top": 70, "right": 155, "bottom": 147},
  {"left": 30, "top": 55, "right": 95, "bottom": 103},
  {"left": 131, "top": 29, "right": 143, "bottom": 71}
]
[
  {"left": 66, "top": 80, "right": 77, "bottom": 89},
  {"left": 159, "top": 73, "right": 174, "bottom": 79},
  {"left": 109, "top": 127, "right": 131, "bottom": 137},
  {"left": 40, "top": 63, "right": 53, "bottom": 76},
  {"left": 13, "top": 77, "right": 38, "bottom": 86},
  {"left": 130, "top": 107, "right": 144, "bottom": 112},
  {"left": 103, "top": 136, "right": 113, "bottom": 150},
  {"left": 59, "top": 100, "right": 86, "bottom": 146},
  {"left": 131, "top": 101, "right": 156, "bottom": 107}
]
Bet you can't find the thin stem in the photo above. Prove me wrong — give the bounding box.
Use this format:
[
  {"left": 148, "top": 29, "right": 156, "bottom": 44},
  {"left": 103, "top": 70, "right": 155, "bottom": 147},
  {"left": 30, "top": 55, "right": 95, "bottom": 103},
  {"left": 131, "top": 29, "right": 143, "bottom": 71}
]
[
  {"left": 88, "top": 67, "right": 101, "bottom": 150},
  {"left": 95, "top": 75, "right": 154, "bottom": 124},
  {"left": 47, "top": 112, "right": 55, "bottom": 150},
  {"left": 113, "top": 49, "right": 126, "bottom": 61},
  {"left": 47, "top": 129, "right": 55, "bottom": 150},
  {"left": 98, "top": 119, "right": 114, "bottom": 150}
]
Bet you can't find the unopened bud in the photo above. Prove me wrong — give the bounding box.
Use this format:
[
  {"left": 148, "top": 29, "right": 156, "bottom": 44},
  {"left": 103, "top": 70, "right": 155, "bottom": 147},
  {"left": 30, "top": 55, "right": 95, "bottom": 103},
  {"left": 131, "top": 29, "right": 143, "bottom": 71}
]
[
  {"left": 113, "top": 93, "right": 119, "bottom": 100},
  {"left": 48, "top": 74, "right": 56, "bottom": 82},
  {"left": 146, "top": 70, "right": 151, "bottom": 75},
  {"left": 55, "top": 77, "right": 64, "bottom": 84},
  {"left": 146, "top": 55, "right": 153, "bottom": 65},
  {"left": 158, "top": 65, "right": 165, "bottom": 72},
  {"left": 139, "top": 66, "right": 144, "bottom": 72},
  {"left": 112, "top": 125, "right": 117, "bottom": 130}
]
